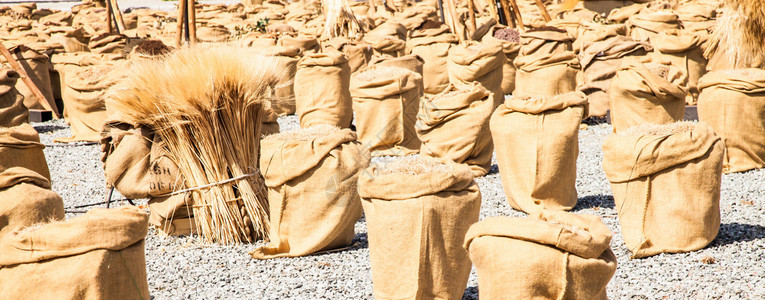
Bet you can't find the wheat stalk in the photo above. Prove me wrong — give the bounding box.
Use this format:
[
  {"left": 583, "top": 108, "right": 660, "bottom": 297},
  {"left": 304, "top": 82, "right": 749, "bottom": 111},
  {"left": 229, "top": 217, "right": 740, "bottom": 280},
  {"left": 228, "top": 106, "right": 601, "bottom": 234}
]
[
  {"left": 712, "top": 0, "right": 765, "bottom": 67},
  {"left": 321, "top": 0, "right": 364, "bottom": 40},
  {"left": 107, "top": 44, "right": 284, "bottom": 244}
]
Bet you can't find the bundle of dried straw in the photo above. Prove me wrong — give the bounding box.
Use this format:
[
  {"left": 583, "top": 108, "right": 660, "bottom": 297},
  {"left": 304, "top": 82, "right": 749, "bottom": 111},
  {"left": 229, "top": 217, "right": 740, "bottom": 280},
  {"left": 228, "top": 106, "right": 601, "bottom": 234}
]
[
  {"left": 321, "top": 0, "right": 364, "bottom": 40},
  {"left": 108, "top": 45, "right": 284, "bottom": 244},
  {"left": 711, "top": 0, "right": 765, "bottom": 66}
]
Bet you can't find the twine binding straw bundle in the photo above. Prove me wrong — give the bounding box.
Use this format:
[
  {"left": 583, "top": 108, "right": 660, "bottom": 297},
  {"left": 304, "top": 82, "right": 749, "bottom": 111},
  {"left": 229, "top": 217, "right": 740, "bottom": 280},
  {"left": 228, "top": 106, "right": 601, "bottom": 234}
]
[
  {"left": 321, "top": 0, "right": 364, "bottom": 40},
  {"left": 107, "top": 45, "right": 284, "bottom": 244},
  {"left": 708, "top": 0, "right": 765, "bottom": 66}
]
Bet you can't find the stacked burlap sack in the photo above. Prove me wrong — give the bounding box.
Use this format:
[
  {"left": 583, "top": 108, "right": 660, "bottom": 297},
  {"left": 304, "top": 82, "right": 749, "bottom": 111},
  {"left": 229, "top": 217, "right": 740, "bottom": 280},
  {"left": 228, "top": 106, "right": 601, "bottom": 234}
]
[
  {"left": 0, "top": 124, "right": 150, "bottom": 299},
  {"left": 251, "top": 125, "right": 369, "bottom": 259},
  {"left": 698, "top": 69, "right": 765, "bottom": 173},
  {"left": 576, "top": 24, "right": 651, "bottom": 117},
  {"left": 407, "top": 20, "right": 458, "bottom": 95},
  {"left": 609, "top": 56, "right": 687, "bottom": 132},
  {"left": 359, "top": 156, "right": 480, "bottom": 300},
  {"left": 416, "top": 82, "right": 494, "bottom": 176},
  {"left": 464, "top": 210, "right": 617, "bottom": 299},
  {"left": 603, "top": 122, "right": 723, "bottom": 258},
  {"left": 351, "top": 65, "right": 422, "bottom": 156},
  {"left": 0, "top": 68, "right": 27, "bottom": 126},
  {"left": 513, "top": 27, "right": 580, "bottom": 98},
  {"left": 491, "top": 92, "right": 588, "bottom": 213},
  {"left": 295, "top": 51, "right": 353, "bottom": 128}
]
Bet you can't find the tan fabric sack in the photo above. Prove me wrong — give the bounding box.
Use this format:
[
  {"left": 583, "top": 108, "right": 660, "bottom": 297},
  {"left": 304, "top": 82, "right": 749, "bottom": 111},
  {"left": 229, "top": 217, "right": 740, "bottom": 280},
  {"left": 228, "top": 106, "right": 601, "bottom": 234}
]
[
  {"left": 650, "top": 32, "right": 707, "bottom": 104},
  {"left": 698, "top": 69, "right": 765, "bottom": 173},
  {"left": 369, "top": 54, "right": 424, "bottom": 76},
  {"left": 359, "top": 157, "right": 481, "bottom": 300},
  {"left": 447, "top": 40, "right": 505, "bottom": 107},
  {"left": 278, "top": 35, "right": 320, "bottom": 54},
  {"left": 263, "top": 46, "right": 300, "bottom": 116},
  {"left": 416, "top": 83, "right": 494, "bottom": 176},
  {"left": 464, "top": 210, "right": 617, "bottom": 300},
  {"left": 407, "top": 23, "right": 458, "bottom": 95},
  {"left": 0, "top": 69, "right": 28, "bottom": 127},
  {"left": 627, "top": 10, "right": 682, "bottom": 42},
  {"left": 294, "top": 52, "right": 353, "bottom": 128},
  {"left": 609, "top": 57, "right": 687, "bottom": 132},
  {"left": 482, "top": 26, "right": 521, "bottom": 96},
  {"left": 0, "top": 45, "right": 55, "bottom": 111},
  {"left": 57, "top": 62, "right": 123, "bottom": 142},
  {"left": 0, "top": 206, "right": 150, "bottom": 300},
  {"left": 351, "top": 66, "right": 422, "bottom": 156},
  {"left": 323, "top": 37, "right": 373, "bottom": 73},
  {"left": 251, "top": 126, "right": 369, "bottom": 259},
  {"left": 490, "top": 92, "right": 588, "bottom": 213},
  {"left": 514, "top": 29, "right": 580, "bottom": 98},
  {"left": 88, "top": 34, "right": 128, "bottom": 55},
  {"left": 602, "top": 122, "right": 723, "bottom": 258}
]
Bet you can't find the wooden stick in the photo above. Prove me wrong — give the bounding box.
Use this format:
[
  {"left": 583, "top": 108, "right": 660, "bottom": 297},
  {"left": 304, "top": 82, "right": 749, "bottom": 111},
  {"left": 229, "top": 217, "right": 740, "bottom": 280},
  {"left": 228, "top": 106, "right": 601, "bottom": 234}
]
[
  {"left": 177, "top": 0, "right": 187, "bottom": 47},
  {"left": 109, "top": 0, "right": 126, "bottom": 33},
  {"left": 467, "top": 0, "right": 477, "bottom": 38},
  {"left": 445, "top": 0, "right": 464, "bottom": 44},
  {"left": 368, "top": 0, "right": 376, "bottom": 15},
  {"left": 437, "top": 0, "right": 445, "bottom": 23},
  {"left": 106, "top": 0, "right": 113, "bottom": 33},
  {"left": 187, "top": 0, "right": 197, "bottom": 45},
  {"left": 506, "top": 0, "right": 524, "bottom": 30},
  {"left": 534, "top": 0, "right": 551, "bottom": 22},
  {"left": 0, "top": 43, "right": 59, "bottom": 118},
  {"left": 498, "top": 0, "right": 515, "bottom": 27}
]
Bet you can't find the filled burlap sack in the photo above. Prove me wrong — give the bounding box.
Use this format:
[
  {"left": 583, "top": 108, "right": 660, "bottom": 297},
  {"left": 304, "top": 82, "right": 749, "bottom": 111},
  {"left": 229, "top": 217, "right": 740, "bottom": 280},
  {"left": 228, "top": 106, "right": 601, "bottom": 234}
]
[
  {"left": 490, "top": 92, "right": 588, "bottom": 213},
  {"left": 0, "top": 123, "right": 52, "bottom": 190},
  {"left": 407, "top": 21, "right": 458, "bottom": 95},
  {"left": 578, "top": 31, "right": 651, "bottom": 117},
  {"left": 650, "top": 31, "right": 707, "bottom": 104},
  {"left": 359, "top": 157, "right": 481, "bottom": 300},
  {"left": 369, "top": 54, "right": 424, "bottom": 76},
  {"left": 250, "top": 126, "right": 369, "bottom": 259},
  {"left": 602, "top": 122, "right": 723, "bottom": 258},
  {"left": 0, "top": 45, "right": 55, "bottom": 112},
  {"left": 197, "top": 24, "right": 231, "bottom": 42},
  {"left": 278, "top": 35, "right": 320, "bottom": 54},
  {"left": 351, "top": 65, "right": 422, "bottom": 156},
  {"left": 698, "top": 69, "right": 765, "bottom": 173},
  {"left": 514, "top": 28, "right": 580, "bottom": 98},
  {"left": 294, "top": 52, "right": 353, "bottom": 128},
  {"left": 0, "top": 68, "right": 28, "bottom": 127},
  {"left": 261, "top": 46, "right": 300, "bottom": 116},
  {"left": 323, "top": 37, "right": 373, "bottom": 73},
  {"left": 0, "top": 206, "right": 150, "bottom": 299},
  {"left": 416, "top": 83, "right": 494, "bottom": 176},
  {"left": 626, "top": 10, "right": 682, "bottom": 42},
  {"left": 447, "top": 41, "right": 505, "bottom": 107},
  {"left": 609, "top": 57, "right": 687, "bottom": 132},
  {"left": 88, "top": 33, "right": 128, "bottom": 55},
  {"left": 464, "top": 210, "right": 617, "bottom": 299},
  {"left": 481, "top": 26, "right": 521, "bottom": 96}
]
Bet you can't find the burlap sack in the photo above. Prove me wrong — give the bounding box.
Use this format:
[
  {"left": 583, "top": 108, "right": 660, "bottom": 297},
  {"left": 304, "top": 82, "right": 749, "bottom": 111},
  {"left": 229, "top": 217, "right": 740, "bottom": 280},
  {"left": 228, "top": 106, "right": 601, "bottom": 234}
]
[
  {"left": 351, "top": 66, "right": 422, "bottom": 156},
  {"left": 197, "top": 24, "right": 231, "bottom": 42},
  {"left": 676, "top": 2, "right": 717, "bottom": 32},
  {"left": 447, "top": 41, "right": 505, "bottom": 107},
  {"left": 464, "top": 210, "right": 617, "bottom": 299},
  {"left": 514, "top": 29, "right": 580, "bottom": 98},
  {"left": 88, "top": 33, "right": 128, "bottom": 55},
  {"left": 251, "top": 126, "right": 369, "bottom": 259},
  {"left": 278, "top": 35, "right": 320, "bottom": 54},
  {"left": 323, "top": 37, "right": 373, "bottom": 73},
  {"left": 490, "top": 92, "right": 588, "bottom": 213},
  {"left": 481, "top": 26, "right": 521, "bottom": 96},
  {"left": 416, "top": 83, "right": 494, "bottom": 176},
  {"left": 602, "top": 122, "right": 723, "bottom": 258},
  {"left": 0, "top": 206, "right": 150, "bottom": 299},
  {"left": 609, "top": 57, "right": 687, "bottom": 132},
  {"left": 578, "top": 32, "right": 651, "bottom": 117},
  {"left": 294, "top": 52, "right": 352, "bottom": 128},
  {"left": 364, "top": 21, "right": 407, "bottom": 58},
  {"left": 407, "top": 22, "right": 458, "bottom": 95},
  {"left": 698, "top": 69, "right": 765, "bottom": 173},
  {"left": 0, "top": 123, "right": 52, "bottom": 191},
  {"left": 0, "top": 45, "right": 55, "bottom": 112},
  {"left": 0, "top": 69, "right": 28, "bottom": 127},
  {"left": 626, "top": 10, "right": 682, "bottom": 42},
  {"left": 650, "top": 31, "right": 707, "bottom": 104},
  {"left": 261, "top": 46, "right": 300, "bottom": 116},
  {"left": 359, "top": 157, "right": 481, "bottom": 300}
]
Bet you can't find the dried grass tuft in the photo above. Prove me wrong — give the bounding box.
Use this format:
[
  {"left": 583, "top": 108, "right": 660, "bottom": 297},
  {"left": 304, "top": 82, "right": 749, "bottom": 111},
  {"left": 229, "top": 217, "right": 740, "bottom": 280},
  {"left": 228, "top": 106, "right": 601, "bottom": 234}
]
[
  {"left": 620, "top": 121, "right": 697, "bottom": 136},
  {"left": 108, "top": 44, "right": 285, "bottom": 245},
  {"left": 375, "top": 156, "right": 452, "bottom": 175},
  {"left": 712, "top": 0, "right": 765, "bottom": 66},
  {"left": 266, "top": 124, "right": 340, "bottom": 142},
  {"left": 321, "top": 0, "right": 363, "bottom": 40}
]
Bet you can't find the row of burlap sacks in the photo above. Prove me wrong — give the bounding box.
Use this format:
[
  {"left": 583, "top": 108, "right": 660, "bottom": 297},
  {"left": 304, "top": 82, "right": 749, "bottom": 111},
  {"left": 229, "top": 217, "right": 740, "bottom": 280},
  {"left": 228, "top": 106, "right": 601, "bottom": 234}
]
[{"left": 0, "top": 97, "right": 150, "bottom": 298}]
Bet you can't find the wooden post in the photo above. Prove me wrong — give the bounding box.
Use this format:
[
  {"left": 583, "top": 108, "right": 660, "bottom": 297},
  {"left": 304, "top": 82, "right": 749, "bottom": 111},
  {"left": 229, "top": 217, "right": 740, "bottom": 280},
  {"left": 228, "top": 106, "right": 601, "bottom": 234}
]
[
  {"left": 534, "top": 0, "right": 551, "bottom": 22},
  {"left": 176, "top": 0, "right": 187, "bottom": 47},
  {"left": 368, "top": 0, "right": 376, "bottom": 15},
  {"left": 467, "top": 0, "right": 477, "bottom": 38},
  {"left": 498, "top": 0, "right": 515, "bottom": 27},
  {"left": 506, "top": 0, "right": 524, "bottom": 30},
  {"left": 109, "top": 0, "right": 126, "bottom": 33},
  {"left": 0, "top": 43, "right": 59, "bottom": 118},
  {"left": 445, "top": 0, "right": 464, "bottom": 44},
  {"left": 188, "top": 0, "right": 197, "bottom": 45},
  {"left": 106, "top": 0, "right": 113, "bottom": 33}
]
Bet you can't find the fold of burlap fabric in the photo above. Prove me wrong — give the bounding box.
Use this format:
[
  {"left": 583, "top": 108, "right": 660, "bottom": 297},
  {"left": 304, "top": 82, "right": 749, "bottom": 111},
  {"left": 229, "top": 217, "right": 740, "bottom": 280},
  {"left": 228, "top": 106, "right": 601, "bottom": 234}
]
[
  {"left": 650, "top": 31, "right": 707, "bottom": 104},
  {"left": 481, "top": 26, "right": 521, "bottom": 96},
  {"left": 490, "top": 92, "right": 588, "bottom": 213},
  {"left": 359, "top": 159, "right": 480, "bottom": 300},
  {"left": 0, "top": 45, "right": 55, "bottom": 111},
  {"left": 698, "top": 69, "right": 765, "bottom": 173},
  {"left": 407, "top": 24, "right": 458, "bottom": 95},
  {"left": 417, "top": 83, "right": 494, "bottom": 176},
  {"left": 251, "top": 127, "right": 369, "bottom": 259},
  {"left": 0, "top": 68, "right": 28, "bottom": 127},
  {"left": 447, "top": 40, "right": 505, "bottom": 107},
  {"left": 463, "top": 210, "right": 616, "bottom": 300},
  {"left": 609, "top": 56, "right": 687, "bottom": 132},
  {"left": 626, "top": 10, "right": 682, "bottom": 42},
  {"left": 602, "top": 122, "right": 723, "bottom": 258},
  {"left": 514, "top": 29, "right": 579, "bottom": 98},
  {"left": 294, "top": 52, "right": 353, "bottom": 128},
  {"left": 323, "top": 37, "right": 373, "bottom": 73}
]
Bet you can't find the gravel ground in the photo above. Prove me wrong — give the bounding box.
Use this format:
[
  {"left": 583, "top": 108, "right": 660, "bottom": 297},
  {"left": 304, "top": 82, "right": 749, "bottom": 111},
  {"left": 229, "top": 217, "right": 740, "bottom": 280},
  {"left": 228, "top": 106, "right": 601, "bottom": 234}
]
[{"left": 33, "top": 117, "right": 764, "bottom": 299}]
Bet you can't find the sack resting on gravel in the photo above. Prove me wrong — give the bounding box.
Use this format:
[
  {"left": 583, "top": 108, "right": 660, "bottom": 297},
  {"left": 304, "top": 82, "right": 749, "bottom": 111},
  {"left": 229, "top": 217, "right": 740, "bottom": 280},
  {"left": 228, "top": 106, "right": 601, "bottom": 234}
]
[
  {"left": 359, "top": 157, "right": 481, "bottom": 300},
  {"left": 490, "top": 92, "right": 588, "bottom": 214},
  {"left": 251, "top": 126, "right": 369, "bottom": 259},
  {"left": 602, "top": 122, "right": 723, "bottom": 258},
  {"left": 464, "top": 210, "right": 617, "bottom": 300}
]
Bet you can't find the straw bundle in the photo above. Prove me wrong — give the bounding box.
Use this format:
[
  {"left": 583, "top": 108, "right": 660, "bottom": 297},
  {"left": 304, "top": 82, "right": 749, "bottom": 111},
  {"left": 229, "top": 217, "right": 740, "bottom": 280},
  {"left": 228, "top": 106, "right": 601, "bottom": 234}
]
[
  {"left": 711, "top": 0, "right": 765, "bottom": 66},
  {"left": 321, "top": 0, "right": 364, "bottom": 40},
  {"left": 107, "top": 45, "right": 284, "bottom": 244}
]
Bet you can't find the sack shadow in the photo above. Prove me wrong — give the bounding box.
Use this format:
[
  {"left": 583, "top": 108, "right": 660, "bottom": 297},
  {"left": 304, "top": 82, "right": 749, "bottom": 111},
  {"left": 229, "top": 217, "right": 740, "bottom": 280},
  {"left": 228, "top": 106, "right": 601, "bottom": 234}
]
[
  {"left": 572, "top": 194, "right": 615, "bottom": 211},
  {"left": 462, "top": 286, "right": 478, "bottom": 300},
  {"left": 349, "top": 232, "right": 368, "bottom": 250},
  {"left": 33, "top": 124, "right": 68, "bottom": 133},
  {"left": 709, "top": 222, "right": 765, "bottom": 247}
]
